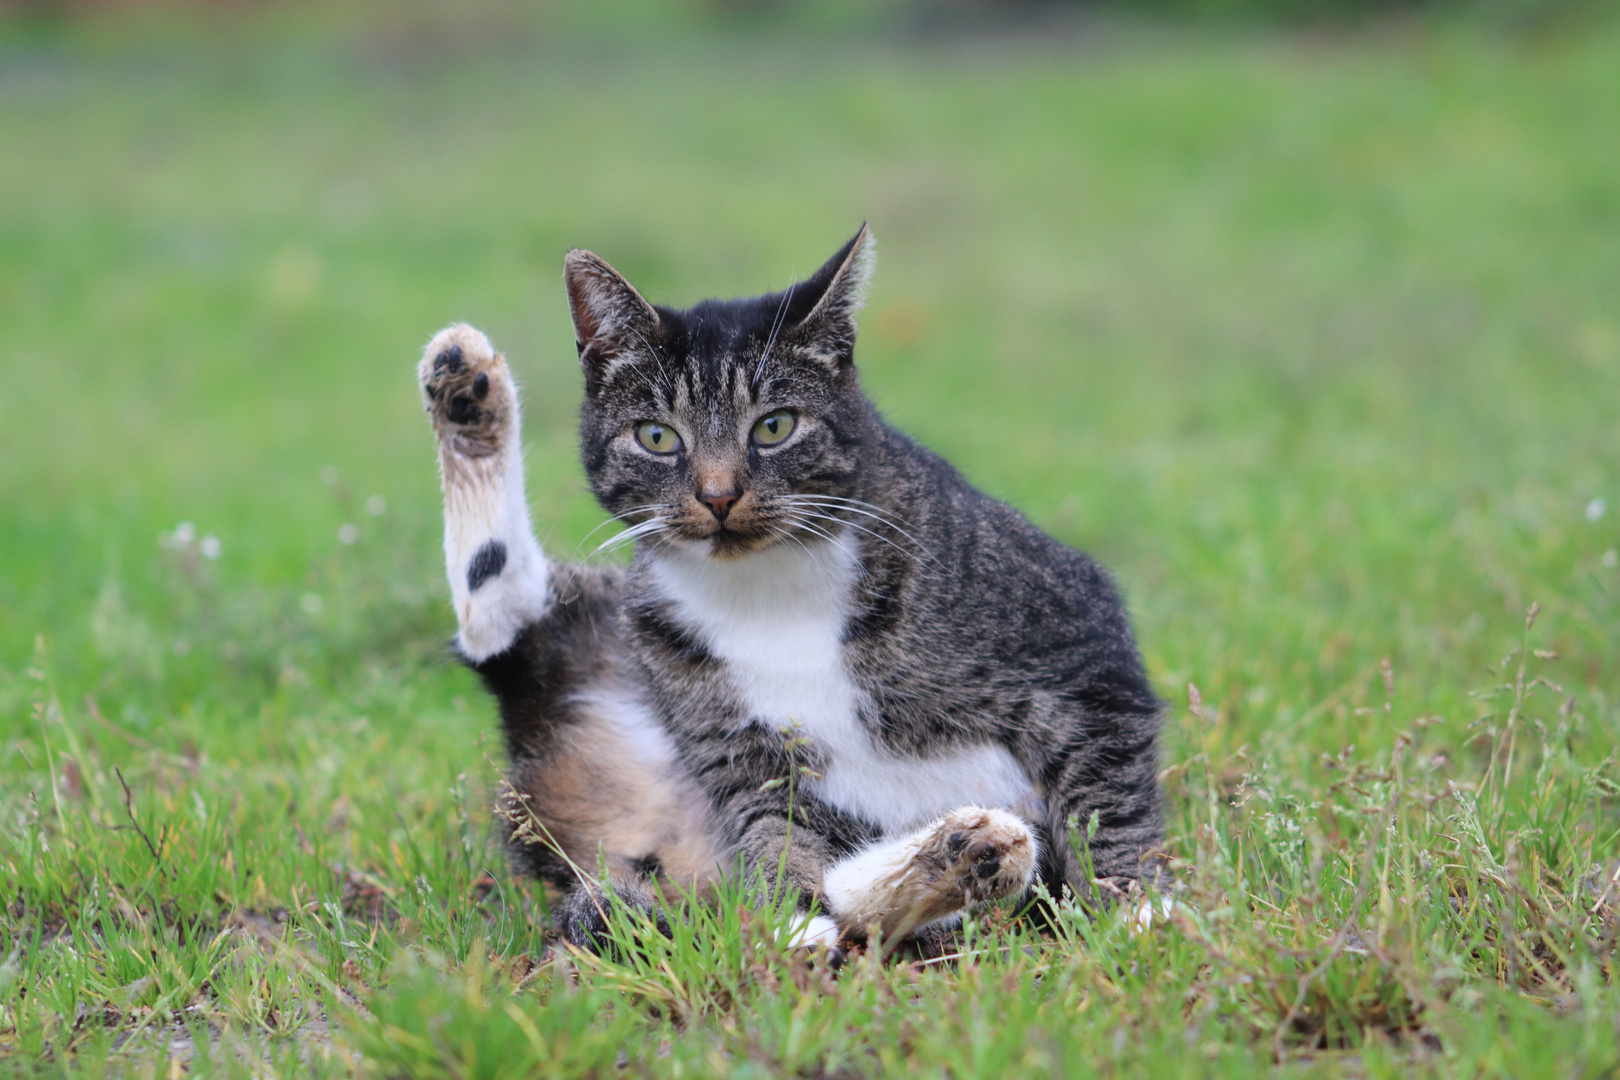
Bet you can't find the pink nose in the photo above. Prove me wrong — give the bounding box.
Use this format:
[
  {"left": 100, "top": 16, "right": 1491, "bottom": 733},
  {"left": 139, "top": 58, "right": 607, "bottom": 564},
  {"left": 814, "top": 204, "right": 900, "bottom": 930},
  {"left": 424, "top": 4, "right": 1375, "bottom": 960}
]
[{"left": 700, "top": 489, "right": 740, "bottom": 521}]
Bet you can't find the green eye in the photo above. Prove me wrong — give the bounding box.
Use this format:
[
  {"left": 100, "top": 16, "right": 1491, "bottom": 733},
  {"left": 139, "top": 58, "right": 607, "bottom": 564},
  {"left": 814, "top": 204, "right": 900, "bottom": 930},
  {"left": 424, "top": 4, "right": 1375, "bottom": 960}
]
[
  {"left": 752, "top": 409, "right": 796, "bottom": 447},
  {"left": 635, "top": 421, "right": 681, "bottom": 455}
]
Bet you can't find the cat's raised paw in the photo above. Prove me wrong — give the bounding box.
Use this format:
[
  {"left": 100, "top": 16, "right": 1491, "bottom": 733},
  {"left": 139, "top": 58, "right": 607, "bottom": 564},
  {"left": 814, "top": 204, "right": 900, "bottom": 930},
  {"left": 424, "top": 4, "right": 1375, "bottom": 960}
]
[{"left": 419, "top": 323, "right": 514, "bottom": 459}]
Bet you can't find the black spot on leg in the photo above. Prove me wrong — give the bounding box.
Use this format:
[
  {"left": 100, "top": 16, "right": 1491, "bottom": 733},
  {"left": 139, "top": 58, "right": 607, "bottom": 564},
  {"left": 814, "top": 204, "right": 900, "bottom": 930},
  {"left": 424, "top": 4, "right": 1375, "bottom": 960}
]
[
  {"left": 467, "top": 540, "right": 508, "bottom": 592},
  {"left": 448, "top": 397, "right": 480, "bottom": 424},
  {"left": 473, "top": 372, "right": 489, "bottom": 399},
  {"left": 434, "top": 343, "right": 464, "bottom": 374}
]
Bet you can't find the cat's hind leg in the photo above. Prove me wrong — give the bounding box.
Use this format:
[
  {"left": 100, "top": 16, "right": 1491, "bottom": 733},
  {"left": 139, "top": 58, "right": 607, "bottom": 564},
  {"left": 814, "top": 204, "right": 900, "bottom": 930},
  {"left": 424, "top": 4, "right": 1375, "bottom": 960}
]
[
  {"left": 821, "top": 807, "right": 1037, "bottom": 944},
  {"left": 419, "top": 324, "right": 550, "bottom": 662}
]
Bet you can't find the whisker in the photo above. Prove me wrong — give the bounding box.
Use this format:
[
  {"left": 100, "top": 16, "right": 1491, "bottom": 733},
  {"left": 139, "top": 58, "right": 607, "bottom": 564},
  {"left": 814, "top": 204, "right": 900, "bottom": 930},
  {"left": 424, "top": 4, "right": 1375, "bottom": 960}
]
[
  {"left": 627, "top": 327, "right": 675, "bottom": 395},
  {"left": 645, "top": 532, "right": 681, "bottom": 559},
  {"left": 768, "top": 523, "right": 822, "bottom": 565},
  {"left": 774, "top": 510, "right": 842, "bottom": 548},
  {"left": 784, "top": 493, "right": 927, "bottom": 537},
  {"left": 752, "top": 276, "right": 797, "bottom": 391},
  {"left": 593, "top": 516, "right": 672, "bottom": 556},
  {"left": 781, "top": 528, "right": 844, "bottom": 580},
  {"left": 619, "top": 355, "right": 666, "bottom": 404},
  {"left": 785, "top": 498, "right": 911, "bottom": 533},
  {"left": 777, "top": 496, "right": 935, "bottom": 561},
  {"left": 779, "top": 504, "right": 937, "bottom": 567},
  {"left": 575, "top": 504, "right": 670, "bottom": 544}
]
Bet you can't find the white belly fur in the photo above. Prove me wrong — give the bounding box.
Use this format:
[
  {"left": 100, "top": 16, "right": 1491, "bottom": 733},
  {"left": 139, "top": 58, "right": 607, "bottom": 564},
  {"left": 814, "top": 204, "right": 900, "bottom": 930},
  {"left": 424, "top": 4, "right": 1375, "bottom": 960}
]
[{"left": 649, "top": 533, "right": 1035, "bottom": 835}]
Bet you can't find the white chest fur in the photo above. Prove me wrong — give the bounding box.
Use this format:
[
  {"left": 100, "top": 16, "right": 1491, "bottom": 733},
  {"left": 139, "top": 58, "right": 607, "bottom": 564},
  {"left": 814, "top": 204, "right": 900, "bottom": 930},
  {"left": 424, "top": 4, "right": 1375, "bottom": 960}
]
[{"left": 648, "top": 534, "right": 1035, "bottom": 835}]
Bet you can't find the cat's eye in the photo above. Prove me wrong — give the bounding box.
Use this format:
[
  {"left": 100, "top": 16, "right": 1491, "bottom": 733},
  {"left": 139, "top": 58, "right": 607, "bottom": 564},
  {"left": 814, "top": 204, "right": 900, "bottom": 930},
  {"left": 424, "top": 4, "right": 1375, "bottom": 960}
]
[
  {"left": 751, "top": 409, "right": 796, "bottom": 447},
  {"left": 634, "top": 421, "right": 682, "bottom": 455}
]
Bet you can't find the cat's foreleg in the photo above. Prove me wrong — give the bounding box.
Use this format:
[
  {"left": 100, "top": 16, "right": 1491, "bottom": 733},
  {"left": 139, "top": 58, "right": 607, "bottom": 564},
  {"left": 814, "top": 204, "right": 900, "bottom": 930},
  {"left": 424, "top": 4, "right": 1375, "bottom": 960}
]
[
  {"left": 1038, "top": 708, "right": 1165, "bottom": 896},
  {"left": 821, "top": 807, "right": 1037, "bottom": 943},
  {"left": 418, "top": 324, "right": 550, "bottom": 662},
  {"left": 690, "top": 731, "right": 859, "bottom": 947}
]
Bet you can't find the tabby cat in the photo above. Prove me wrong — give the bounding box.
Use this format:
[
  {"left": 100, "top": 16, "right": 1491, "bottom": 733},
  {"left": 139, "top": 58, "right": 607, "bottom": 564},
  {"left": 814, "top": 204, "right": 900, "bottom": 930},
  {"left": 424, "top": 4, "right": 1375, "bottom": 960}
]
[{"left": 417, "top": 226, "right": 1162, "bottom": 950}]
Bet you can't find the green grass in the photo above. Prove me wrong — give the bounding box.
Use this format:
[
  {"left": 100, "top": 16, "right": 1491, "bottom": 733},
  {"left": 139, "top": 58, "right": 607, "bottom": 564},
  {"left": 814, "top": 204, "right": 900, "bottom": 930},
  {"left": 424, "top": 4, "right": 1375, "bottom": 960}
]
[{"left": 3, "top": 6, "right": 1620, "bottom": 1076}]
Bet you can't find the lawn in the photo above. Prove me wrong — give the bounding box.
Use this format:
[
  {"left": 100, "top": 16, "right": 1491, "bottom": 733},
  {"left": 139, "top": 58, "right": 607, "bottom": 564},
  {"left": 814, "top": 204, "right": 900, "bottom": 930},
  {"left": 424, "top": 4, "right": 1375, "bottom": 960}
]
[{"left": 2, "top": 4, "right": 1619, "bottom": 1076}]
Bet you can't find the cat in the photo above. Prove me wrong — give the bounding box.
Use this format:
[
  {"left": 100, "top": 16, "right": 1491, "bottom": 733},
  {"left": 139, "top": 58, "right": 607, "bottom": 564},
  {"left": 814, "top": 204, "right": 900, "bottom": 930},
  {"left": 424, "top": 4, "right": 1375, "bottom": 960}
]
[{"left": 417, "top": 225, "right": 1163, "bottom": 952}]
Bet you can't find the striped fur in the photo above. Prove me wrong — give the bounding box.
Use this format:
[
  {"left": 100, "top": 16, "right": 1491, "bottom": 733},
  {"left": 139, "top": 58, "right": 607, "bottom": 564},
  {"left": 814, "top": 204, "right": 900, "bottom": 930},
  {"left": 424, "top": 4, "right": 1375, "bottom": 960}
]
[{"left": 418, "top": 227, "right": 1163, "bottom": 951}]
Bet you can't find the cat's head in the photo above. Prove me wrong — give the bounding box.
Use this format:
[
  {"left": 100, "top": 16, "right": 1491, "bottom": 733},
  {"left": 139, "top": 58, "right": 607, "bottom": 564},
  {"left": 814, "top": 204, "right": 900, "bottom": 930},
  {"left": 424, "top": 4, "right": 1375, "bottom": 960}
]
[{"left": 566, "top": 226, "right": 874, "bottom": 560}]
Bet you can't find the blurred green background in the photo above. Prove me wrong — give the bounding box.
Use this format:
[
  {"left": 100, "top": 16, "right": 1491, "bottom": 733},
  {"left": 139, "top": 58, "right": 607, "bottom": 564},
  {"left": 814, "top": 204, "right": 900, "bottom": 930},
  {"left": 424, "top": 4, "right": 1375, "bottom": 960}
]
[
  {"left": 1, "top": 0, "right": 1619, "bottom": 1070},
  {"left": 4, "top": 0, "right": 1615, "bottom": 747}
]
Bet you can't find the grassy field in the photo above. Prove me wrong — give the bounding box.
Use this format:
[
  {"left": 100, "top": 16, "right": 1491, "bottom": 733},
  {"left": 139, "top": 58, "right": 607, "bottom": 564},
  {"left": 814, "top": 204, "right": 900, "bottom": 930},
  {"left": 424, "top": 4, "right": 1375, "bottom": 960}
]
[{"left": 3, "top": 5, "right": 1620, "bottom": 1076}]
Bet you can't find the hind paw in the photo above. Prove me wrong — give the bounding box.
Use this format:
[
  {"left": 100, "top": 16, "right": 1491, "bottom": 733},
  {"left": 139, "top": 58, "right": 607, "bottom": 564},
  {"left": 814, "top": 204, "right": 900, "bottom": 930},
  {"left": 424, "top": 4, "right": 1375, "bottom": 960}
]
[
  {"left": 556, "top": 882, "right": 671, "bottom": 958},
  {"left": 419, "top": 324, "right": 515, "bottom": 460},
  {"left": 822, "top": 807, "right": 1037, "bottom": 941},
  {"left": 927, "top": 807, "right": 1037, "bottom": 908}
]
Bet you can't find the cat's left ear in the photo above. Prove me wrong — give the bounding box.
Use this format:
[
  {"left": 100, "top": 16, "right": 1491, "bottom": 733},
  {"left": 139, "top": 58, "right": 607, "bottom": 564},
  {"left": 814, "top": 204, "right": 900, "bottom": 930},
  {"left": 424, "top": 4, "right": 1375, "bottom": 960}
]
[{"left": 785, "top": 223, "right": 875, "bottom": 367}]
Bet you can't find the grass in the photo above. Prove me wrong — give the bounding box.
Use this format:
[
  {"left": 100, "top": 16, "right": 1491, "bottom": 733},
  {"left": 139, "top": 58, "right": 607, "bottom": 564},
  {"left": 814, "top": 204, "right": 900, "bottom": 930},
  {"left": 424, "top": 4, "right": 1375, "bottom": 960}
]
[{"left": 2, "top": 4, "right": 1619, "bottom": 1076}]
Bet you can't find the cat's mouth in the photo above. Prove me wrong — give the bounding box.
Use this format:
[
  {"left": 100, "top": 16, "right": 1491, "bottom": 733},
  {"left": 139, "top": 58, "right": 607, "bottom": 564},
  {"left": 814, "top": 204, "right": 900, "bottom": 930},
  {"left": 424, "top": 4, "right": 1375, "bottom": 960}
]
[
  {"left": 704, "top": 528, "right": 772, "bottom": 559},
  {"left": 677, "top": 514, "right": 778, "bottom": 559},
  {"left": 664, "top": 498, "right": 817, "bottom": 559}
]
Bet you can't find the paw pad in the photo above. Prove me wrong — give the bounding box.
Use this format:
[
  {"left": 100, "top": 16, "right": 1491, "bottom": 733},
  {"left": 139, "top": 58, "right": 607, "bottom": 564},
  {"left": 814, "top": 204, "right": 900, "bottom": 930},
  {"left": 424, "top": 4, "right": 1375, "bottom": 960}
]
[
  {"left": 418, "top": 324, "right": 512, "bottom": 459},
  {"left": 933, "top": 807, "right": 1036, "bottom": 907}
]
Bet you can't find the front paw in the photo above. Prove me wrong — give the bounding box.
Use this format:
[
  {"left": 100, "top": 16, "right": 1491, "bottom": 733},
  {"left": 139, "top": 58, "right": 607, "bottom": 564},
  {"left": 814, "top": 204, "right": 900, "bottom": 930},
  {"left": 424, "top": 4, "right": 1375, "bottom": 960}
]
[{"left": 418, "top": 323, "right": 516, "bottom": 459}]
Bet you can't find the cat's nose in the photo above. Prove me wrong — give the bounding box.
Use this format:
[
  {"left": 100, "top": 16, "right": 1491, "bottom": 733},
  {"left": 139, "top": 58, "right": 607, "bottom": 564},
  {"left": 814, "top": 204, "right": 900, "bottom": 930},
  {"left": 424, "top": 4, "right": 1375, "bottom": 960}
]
[{"left": 699, "top": 489, "right": 741, "bottom": 522}]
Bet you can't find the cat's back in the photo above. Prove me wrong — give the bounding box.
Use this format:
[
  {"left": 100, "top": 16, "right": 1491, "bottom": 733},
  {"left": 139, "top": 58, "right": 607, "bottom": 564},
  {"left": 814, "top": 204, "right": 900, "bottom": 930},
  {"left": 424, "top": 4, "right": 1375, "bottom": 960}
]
[{"left": 863, "top": 423, "right": 1155, "bottom": 705}]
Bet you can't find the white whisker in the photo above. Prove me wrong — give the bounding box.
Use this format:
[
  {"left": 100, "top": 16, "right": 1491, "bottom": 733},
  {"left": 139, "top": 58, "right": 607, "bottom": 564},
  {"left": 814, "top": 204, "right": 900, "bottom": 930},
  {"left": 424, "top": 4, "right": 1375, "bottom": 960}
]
[
  {"left": 619, "top": 356, "right": 666, "bottom": 403},
  {"left": 770, "top": 507, "right": 841, "bottom": 546},
  {"left": 786, "top": 506, "right": 935, "bottom": 568},
  {"left": 777, "top": 511, "right": 841, "bottom": 548},
  {"left": 752, "top": 276, "right": 797, "bottom": 391},
  {"left": 784, "top": 494, "right": 928, "bottom": 539},
  {"left": 768, "top": 524, "right": 836, "bottom": 577},
  {"left": 593, "top": 516, "right": 672, "bottom": 556},
  {"left": 627, "top": 327, "right": 675, "bottom": 395},
  {"left": 575, "top": 503, "right": 672, "bottom": 552},
  {"left": 777, "top": 495, "right": 936, "bottom": 564}
]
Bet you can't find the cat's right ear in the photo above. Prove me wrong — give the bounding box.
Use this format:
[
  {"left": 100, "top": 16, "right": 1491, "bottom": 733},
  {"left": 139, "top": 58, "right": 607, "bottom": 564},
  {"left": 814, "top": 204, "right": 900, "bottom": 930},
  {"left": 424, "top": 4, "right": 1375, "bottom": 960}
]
[{"left": 564, "top": 250, "right": 661, "bottom": 370}]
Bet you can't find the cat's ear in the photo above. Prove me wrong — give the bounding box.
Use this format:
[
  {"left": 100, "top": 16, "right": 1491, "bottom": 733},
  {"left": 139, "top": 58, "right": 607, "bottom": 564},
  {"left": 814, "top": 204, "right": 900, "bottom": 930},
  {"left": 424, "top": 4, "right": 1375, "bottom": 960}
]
[
  {"left": 784, "top": 224, "right": 875, "bottom": 366},
  {"left": 564, "top": 249, "right": 661, "bottom": 369}
]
